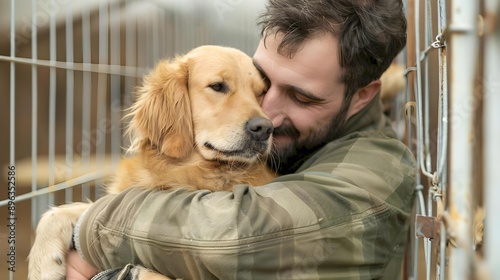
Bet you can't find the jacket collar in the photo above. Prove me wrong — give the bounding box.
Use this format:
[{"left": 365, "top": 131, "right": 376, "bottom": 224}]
[{"left": 339, "top": 93, "right": 386, "bottom": 138}]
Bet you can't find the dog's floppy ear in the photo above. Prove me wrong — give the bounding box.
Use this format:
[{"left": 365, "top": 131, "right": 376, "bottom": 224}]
[{"left": 128, "top": 57, "right": 193, "bottom": 159}]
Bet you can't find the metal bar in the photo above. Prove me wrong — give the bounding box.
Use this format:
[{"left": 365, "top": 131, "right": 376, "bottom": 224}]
[
  {"left": 31, "top": 0, "right": 38, "bottom": 230},
  {"left": 436, "top": 0, "right": 448, "bottom": 191},
  {"left": 0, "top": 169, "right": 114, "bottom": 207},
  {"left": 145, "top": 13, "right": 151, "bottom": 67},
  {"left": 82, "top": 3, "right": 92, "bottom": 200},
  {"left": 9, "top": 1, "right": 15, "bottom": 279},
  {"left": 401, "top": 2, "right": 414, "bottom": 271},
  {"left": 435, "top": 196, "right": 446, "bottom": 280},
  {"left": 436, "top": 1, "right": 448, "bottom": 280},
  {"left": 138, "top": 10, "right": 147, "bottom": 70},
  {"left": 414, "top": 0, "right": 434, "bottom": 180},
  {"left": 448, "top": 0, "right": 479, "bottom": 278},
  {"left": 159, "top": 9, "right": 166, "bottom": 59},
  {"left": 48, "top": 0, "right": 57, "bottom": 206},
  {"left": 413, "top": 1, "right": 430, "bottom": 279},
  {"left": 410, "top": 84, "right": 422, "bottom": 280},
  {"left": 483, "top": 0, "right": 500, "bottom": 277},
  {"left": 95, "top": 0, "right": 109, "bottom": 198},
  {"left": 423, "top": 2, "right": 433, "bottom": 279},
  {"left": 65, "top": 0, "right": 74, "bottom": 203},
  {"left": 0, "top": 55, "right": 148, "bottom": 77},
  {"left": 174, "top": 6, "right": 180, "bottom": 56},
  {"left": 123, "top": 0, "right": 137, "bottom": 150},
  {"left": 9, "top": 0, "right": 15, "bottom": 164},
  {"left": 125, "top": 0, "right": 137, "bottom": 91},
  {"left": 110, "top": 2, "right": 121, "bottom": 166},
  {"left": 423, "top": 0, "right": 433, "bottom": 176},
  {"left": 152, "top": 10, "right": 160, "bottom": 63}
]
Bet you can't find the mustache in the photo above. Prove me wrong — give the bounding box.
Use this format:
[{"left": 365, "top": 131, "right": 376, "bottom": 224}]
[{"left": 273, "top": 123, "right": 300, "bottom": 138}]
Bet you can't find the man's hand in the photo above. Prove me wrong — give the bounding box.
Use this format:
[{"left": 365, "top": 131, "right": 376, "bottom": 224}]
[{"left": 66, "top": 250, "right": 98, "bottom": 280}]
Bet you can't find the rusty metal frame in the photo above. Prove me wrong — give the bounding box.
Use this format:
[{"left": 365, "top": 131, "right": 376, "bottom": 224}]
[
  {"left": 407, "top": 0, "right": 449, "bottom": 279},
  {"left": 483, "top": 0, "right": 500, "bottom": 277},
  {"left": 447, "top": 1, "right": 479, "bottom": 279},
  {"left": 408, "top": 0, "right": 498, "bottom": 279}
]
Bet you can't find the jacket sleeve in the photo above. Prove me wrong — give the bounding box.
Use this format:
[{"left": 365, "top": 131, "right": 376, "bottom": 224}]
[{"left": 76, "top": 135, "right": 416, "bottom": 280}]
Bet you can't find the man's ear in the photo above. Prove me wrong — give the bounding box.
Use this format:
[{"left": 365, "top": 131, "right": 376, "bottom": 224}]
[{"left": 346, "top": 80, "right": 381, "bottom": 119}]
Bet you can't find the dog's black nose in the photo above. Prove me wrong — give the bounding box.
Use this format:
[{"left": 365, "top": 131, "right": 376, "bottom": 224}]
[{"left": 246, "top": 116, "right": 274, "bottom": 141}]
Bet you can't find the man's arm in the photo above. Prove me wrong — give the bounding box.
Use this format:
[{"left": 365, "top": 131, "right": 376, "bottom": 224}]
[{"left": 76, "top": 136, "right": 416, "bottom": 279}]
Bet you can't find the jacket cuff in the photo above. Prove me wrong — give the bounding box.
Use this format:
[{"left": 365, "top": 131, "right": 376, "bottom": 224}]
[{"left": 73, "top": 207, "right": 90, "bottom": 261}]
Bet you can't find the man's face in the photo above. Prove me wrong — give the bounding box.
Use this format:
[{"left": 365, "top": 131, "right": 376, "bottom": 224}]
[{"left": 253, "top": 32, "right": 358, "bottom": 174}]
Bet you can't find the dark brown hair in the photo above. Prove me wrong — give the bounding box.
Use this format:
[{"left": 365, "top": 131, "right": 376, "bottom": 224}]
[{"left": 258, "top": 0, "right": 407, "bottom": 99}]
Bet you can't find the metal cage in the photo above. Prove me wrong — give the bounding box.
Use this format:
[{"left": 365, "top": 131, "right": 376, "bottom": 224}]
[{"left": 404, "top": 0, "right": 499, "bottom": 279}]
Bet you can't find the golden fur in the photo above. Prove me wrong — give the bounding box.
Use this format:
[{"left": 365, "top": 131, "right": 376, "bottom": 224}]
[
  {"left": 28, "top": 46, "right": 276, "bottom": 280},
  {"left": 109, "top": 45, "right": 276, "bottom": 193}
]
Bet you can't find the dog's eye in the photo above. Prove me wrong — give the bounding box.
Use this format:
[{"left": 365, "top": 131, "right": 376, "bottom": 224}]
[{"left": 208, "top": 82, "right": 228, "bottom": 93}]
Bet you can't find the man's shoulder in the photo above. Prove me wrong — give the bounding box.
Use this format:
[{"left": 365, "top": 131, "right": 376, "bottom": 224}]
[
  {"left": 305, "top": 129, "right": 415, "bottom": 169},
  {"left": 296, "top": 130, "right": 416, "bottom": 212}
]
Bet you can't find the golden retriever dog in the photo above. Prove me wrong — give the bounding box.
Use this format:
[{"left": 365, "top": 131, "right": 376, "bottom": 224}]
[{"left": 28, "top": 45, "right": 276, "bottom": 280}]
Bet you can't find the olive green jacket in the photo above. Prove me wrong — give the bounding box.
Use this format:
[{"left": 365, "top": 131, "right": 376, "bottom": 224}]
[{"left": 76, "top": 95, "right": 416, "bottom": 280}]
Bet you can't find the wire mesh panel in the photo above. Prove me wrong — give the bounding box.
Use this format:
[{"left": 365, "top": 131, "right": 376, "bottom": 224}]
[
  {"left": 404, "top": 1, "right": 450, "bottom": 278},
  {"left": 0, "top": 0, "right": 266, "bottom": 278},
  {"left": 404, "top": 0, "right": 499, "bottom": 279},
  {"left": 483, "top": 0, "right": 500, "bottom": 278}
]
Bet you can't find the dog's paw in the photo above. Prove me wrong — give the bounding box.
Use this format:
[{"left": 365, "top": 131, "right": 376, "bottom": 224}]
[
  {"left": 28, "top": 202, "right": 91, "bottom": 280},
  {"left": 28, "top": 247, "right": 67, "bottom": 280}
]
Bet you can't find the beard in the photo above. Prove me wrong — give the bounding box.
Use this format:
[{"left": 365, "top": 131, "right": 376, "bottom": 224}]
[{"left": 268, "top": 99, "right": 351, "bottom": 174}]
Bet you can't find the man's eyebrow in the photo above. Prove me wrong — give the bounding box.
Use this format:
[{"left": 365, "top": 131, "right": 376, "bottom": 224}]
[
  {"left": 286, "top": 85, "right": 325, "bottom": 102},
  {"left": 252, "top": 60, "right": 268, "bottom": 79},
  {"left": 252, "top": 59, "right": 325, "bottom": 102}
]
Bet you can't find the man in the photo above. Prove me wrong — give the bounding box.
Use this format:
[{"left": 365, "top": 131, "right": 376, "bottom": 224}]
[{"left": 69, "top": 0, "right": 415, "bottom": 279}]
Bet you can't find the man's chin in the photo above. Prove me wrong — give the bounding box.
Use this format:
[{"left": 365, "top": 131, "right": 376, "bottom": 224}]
[{"left": 272, "top": 135, "right": 293, "bottom": 150}]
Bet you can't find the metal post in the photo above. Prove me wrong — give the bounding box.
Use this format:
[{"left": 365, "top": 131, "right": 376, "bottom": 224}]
[
  {"left": 123, "top": 0, "right": 137, "bottom": 151},
  {"left": 48, "top": 0, "right": 57, "bottom": 206},
  {"left": 82, "top": 3, "right": 92, "bottom": 200},
  {"left": 423, "top": 2, "right": 433, "bottom": 279},
  {"left": 110, "top": 2, "right": 121, "bottom": 166},
  {"left": 31, "top": 0, "right": 38, "bottom": 229},
  {"left": 483, "top": 0, "right": 500, "bottom": 277},
  {"left": 65, "top": 0, "right": 74, "bottom": 203},
  {"left": 95, "top": 0, "right": 109, "bottom": 198},
  {"left": 435, "top": 0, "right": 448, "bottom": 279},
  {"left": 447, "top": 0, "right": 479, "bottom": 279},
  {"left": 413, "top": 0, "right": 430, "bottom": 278}
]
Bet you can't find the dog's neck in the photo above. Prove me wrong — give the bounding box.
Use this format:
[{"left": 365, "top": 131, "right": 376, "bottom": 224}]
[{"left": 108, "top": 139, "right": 275, "bottom": 193}]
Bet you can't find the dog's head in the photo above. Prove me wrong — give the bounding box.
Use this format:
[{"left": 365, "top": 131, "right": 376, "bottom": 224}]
[{"left": 128, "top": 45, "right": 273, "bottom": 164}]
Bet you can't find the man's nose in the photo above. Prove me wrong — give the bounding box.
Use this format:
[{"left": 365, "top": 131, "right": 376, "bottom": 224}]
[{"left": 261, "top": 86, "right": 286, "bottom": 128}]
